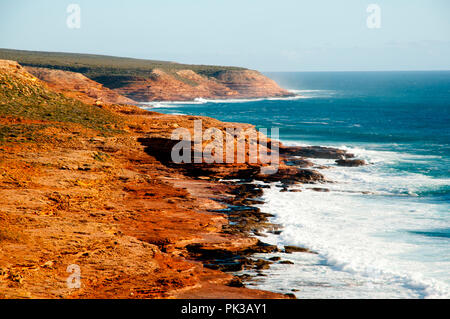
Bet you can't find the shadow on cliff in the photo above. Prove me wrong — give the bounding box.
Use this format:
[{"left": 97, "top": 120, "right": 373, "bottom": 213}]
[{"left": 137, "top": 137, "right": 260, "bottom": 179}]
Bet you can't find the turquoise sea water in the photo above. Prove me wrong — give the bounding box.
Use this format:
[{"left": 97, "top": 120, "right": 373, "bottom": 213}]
[{"left": 142, "top": 71, "right": 450, "bottom": 298}]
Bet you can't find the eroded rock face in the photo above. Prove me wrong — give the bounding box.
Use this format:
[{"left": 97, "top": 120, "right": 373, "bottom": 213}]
[
  {"left": 25, "top": 66, "right": 136, "bottom": 105},
  {"left": 0, "top": 59, "right": 363, "bottom": 299},
  {"left": 0, "top": 60, "right": 294, "bottom": 299},
  {"left": 213, "top": 70, "right": 292, "bottom": 98},
  {"left": 94, "top": 68, "right": 293, "bottom": 102}
]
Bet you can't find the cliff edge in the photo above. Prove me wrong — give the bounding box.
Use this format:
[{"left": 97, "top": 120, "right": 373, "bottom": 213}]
[{"left": 0, "top": 48, "right": 292, "bottom": 102}]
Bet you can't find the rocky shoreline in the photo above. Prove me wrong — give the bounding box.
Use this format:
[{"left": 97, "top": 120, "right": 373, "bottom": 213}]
[
  {"left": 168, "top": 144, "right": 360, "bottom": 294},
  {"left": 133, "top": 106, "right": 362, "bottom": 293},
  {"left": 0, "top": 58, "right": 367, "bottom": 299}
]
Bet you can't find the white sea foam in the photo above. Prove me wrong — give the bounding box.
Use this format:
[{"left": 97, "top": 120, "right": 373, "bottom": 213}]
[
  {"left": 243, "top": 144, "right": 450, "bottom": 299},
  {"left": 287, "top": 89, "right": 337, "bottom": 98},
  {"left": 139, "top": 94, "right": 305, "bottom": 108}
]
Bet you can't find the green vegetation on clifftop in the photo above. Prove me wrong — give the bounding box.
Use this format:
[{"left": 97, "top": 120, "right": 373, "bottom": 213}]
[
  {"left": 0, "top": 48, "right": 246, "bottom": 79},
  {"left": 0, "top": 63, "right": 122, "bottom": 138}
]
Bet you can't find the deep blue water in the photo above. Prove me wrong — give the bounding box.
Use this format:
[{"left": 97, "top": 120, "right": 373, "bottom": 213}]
[{"left": 143, "top": 71, "right": 450, "bottom": 298}]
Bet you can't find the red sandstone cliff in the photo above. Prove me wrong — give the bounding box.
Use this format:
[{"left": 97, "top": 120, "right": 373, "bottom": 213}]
[
  {"left": 27, "top": 66, "right": 292, "bottom": 103},
  {"left": 25, "top": 66, "right": 136, "bottom": 105},
  {"left": 0, "top": 49, "right": 293, "bottom": 103},
  {"left": 106, "top": 68, "right": 292, "bottom": 102},
  {"left": 0, "top": 59, "right": 291, "bottom": 299}
]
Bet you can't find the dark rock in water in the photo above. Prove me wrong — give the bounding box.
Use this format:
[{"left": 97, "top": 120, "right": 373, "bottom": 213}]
[
  {"left": 216, "top": 203, "right": 277, "bottom": 237},
  {"left": 280, "top": 187, "right": 288, "bottom": 192},
  {"left": 268, "top": 229, "right": 283, "bottom": 235},
  {"left": 279, "top": 260, "right": 294, "bottom": 265},
  {"left": 229, "top": 183, "right": 264, "bottom": 198},
  {"left": 241, "top": 258, "right": 273, "bottom": 270},
  {"left": 335, "top": 159, "right": 367, "bottom": 167},
  {"left": 280, "top": 178, "right": 297, "bottom": 186},
  {"left": 288, "top": 189, "right": 302, "bottom": 193},
  {"left": 285, "top": 158, "right": 315, "bottom": 168},
  {"left": 227, "top": 277, "right": 245, "bottom": 288},
  {"left": 269, "top": 256, "right": 281, "bottom": 261},
  {"left": 266, "top": 224, "right": 282, "bottom": 234},
  {"left": 310, "top": 187, "right": 330, "bottom": 192},
  {"left": 280, "top": 145, "right": 354, "bottom": 159},
  {"left": 237, "top": 274, "right": 253, "bottom": 281},
  {"left": 246, "top": 240, "right": 279, "bottom": 254},
  {"left": 253, "top": 259, "right": 272, "bottom": 270},
  {"left": 294, "top": 169, "right": 325, "bottom": 183},
  {"left": 284, "top": 245, "right": 314, "bottom": 254},
  {"left": 257, "top": 167, "right": 325, "bottom": 184}
]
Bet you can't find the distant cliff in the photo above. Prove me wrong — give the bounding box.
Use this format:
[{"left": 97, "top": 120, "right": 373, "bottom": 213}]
[
  {"left": 94, "top": 68, "right": 291, "bottom": 102},
  {"left": 0, "top": 48, "right": 292, "bottom": 102}
]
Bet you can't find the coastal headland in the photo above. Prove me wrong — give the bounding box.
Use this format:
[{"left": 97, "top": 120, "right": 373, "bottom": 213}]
[{"left": 0, "top": 52, "right": 363, "bottom": 299}]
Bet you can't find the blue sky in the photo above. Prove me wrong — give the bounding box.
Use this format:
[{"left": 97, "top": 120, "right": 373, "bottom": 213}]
[{"left": 1, "top": 0, "right": 449, "bottom": 71}]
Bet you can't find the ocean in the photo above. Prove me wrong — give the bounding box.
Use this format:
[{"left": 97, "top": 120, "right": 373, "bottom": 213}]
[{"left": 141, "top": 71, "right": 450, "bottom": 298}]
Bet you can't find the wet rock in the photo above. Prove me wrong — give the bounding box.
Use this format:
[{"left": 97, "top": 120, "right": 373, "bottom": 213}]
[
  {"left": 257, "top": 167, "right": 325, "bottom": 184},
  {"left": 242, "top": 258, "right": 272, "bottom": 270},
  {"left": 310, "top": 187, "right": 330, "bottom": 192},
  {"left": 186, "top": 240, "right": 278, "bottom": 274},
  {"left": 279, "top": 260, "right": 294, "bottom": 265},
  {"left": 246, "top": 241, "right": 279, "bottom": 254},
  {"left": 335, "top": 159, "right": 367, "bottom": 167},
  {"left": 217, "top": 204, "right": 275, "bottom": 237},
  {"left": 254, "top": 259, "right": 272, "bottom": 270},
  {"left": 204, "top": 261, "right": 244, "bottom": 272},
  {"left": 280, "top": 146, "right": 354, "bottom": 159},
  {"left": 269, "top": 256, "right": 281, "bottom": 261},
  {"left": 237, "top": 274, "right": 253, "bottom": 281},
  {"left": 284, "top": 245, "right": 314, "bottom": 254},
  {"left": 227, "top": 277, "right": 245, "bottom": 288},
  {"left": 284, "top": 158, "right": 315, "bottom": 168}
]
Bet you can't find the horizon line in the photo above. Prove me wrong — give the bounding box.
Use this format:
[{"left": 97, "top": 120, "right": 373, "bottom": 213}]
[
  {"left": 263, "top": 69, "right": 450, "bottom": 73},
  {"left": 1, "top": 47, "right": 449, "bottom": 73}
]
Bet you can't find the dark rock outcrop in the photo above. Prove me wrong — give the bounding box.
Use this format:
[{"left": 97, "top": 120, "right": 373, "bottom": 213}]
[
  {"left": 284, "top": 245, "right": 316, "bottom": 254},
  {"left": 280, "top": 145, "right": 354, "bottom": 159},
  {"left": 335, "top": 159, "right": 367, "bottom": 167}
]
